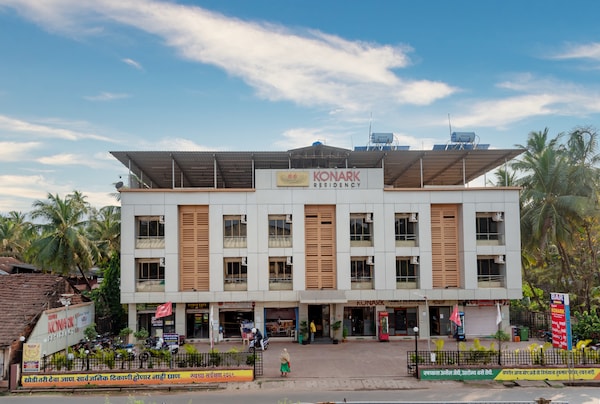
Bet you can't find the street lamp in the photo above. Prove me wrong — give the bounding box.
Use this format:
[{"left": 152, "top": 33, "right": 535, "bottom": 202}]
[
  {"left": 413, "top": 326, "right": 419, "bottom": 378},
  {"left": 59, "top": 294, "right": 73, "bottom": 359}
]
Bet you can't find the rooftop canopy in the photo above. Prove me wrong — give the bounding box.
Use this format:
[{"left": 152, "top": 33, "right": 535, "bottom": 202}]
[{"left": 110, "top": 143, "right": 524, "bottom": 189}]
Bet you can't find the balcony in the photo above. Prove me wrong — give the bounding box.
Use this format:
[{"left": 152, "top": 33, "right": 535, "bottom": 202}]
[
  {"left": 351, "top": 277, "right": 373, "bottom": 290},
  {"left": 135, "top": 238, "right": 165, "bottom": 249},
  {"left": 477, "top": 274, "right": 505, "bottom": 288},
  {"left": 223, "top": 236, "right": 247, "bottom": 248},
  {"left": 268, "top": 236, "right": 293, "bottom": 248},
  {"left": 269, "top": 276, "right": 293, "bottom": 291},
  {"left": 476, "top": 233, "right": 504, "bottom": 246},
  {"left": 224, "top": 278, "right": 247, "bottom": 291},
  {"left": 135, "top": 279, "right": 165, "bottom": 292}
]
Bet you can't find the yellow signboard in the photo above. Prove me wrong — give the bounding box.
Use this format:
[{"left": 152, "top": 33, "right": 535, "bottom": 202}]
[
  {"left": 276, "top": 171, "right": 309, "bottom": 187},
  {"left": 22, "top": 369, "right": 253, "bottom": 388}
]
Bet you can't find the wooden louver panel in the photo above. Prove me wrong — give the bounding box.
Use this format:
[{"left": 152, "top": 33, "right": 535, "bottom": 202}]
[
  {"left": 430, "top": 204, "right": 459, "bottom": 288},
  {"left": 179, "top": 205, "right": 209, "bottom": 291},
  {"left": 304, "top": 205, "right": 336, "bottom": 289}
]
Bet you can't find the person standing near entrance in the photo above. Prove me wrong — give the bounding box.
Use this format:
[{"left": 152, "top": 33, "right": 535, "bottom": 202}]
[{"left": 310, "top": 320, "right": 316, "bottom": 343}]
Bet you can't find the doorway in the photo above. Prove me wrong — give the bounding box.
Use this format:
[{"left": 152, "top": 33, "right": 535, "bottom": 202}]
[{"left": 308, "top": 304, "right": 330, "bottom": 339}]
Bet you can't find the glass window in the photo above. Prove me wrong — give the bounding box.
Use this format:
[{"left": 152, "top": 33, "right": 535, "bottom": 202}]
[
  {"left": 268, "top": 215, "right": 292, "bottom": 247},
  {"left": 136, "top": 259, "right": 165, "bottom": 292},
  {"left": 269, "top": 257, "right": 293, "bottom": 283},
  {"left": 224, "top": 215, "right": 247, "bottom": 248},
  {"left": 477, "top": 257, "right": 503, "bottom": 282},
  {"left": 350, "top": 257, "right": 372, "bottom": 282},
  {"left": 395, "top": 214, "right": 417, "bottom": 241},
  {"left": 476, "top": 213, "right": 503, "bottom": 241},
  {"left": 350, "top": 213, "right": 372, "bottom": 244},
  {"left": 137, "top": 216, "right": 164, "bottom": 239},
  {"left": 396, "top": 258, "right": 418, "bottom": 283},
  {"left": 224, "top": 259, "right": 247, "bottom": 283}
]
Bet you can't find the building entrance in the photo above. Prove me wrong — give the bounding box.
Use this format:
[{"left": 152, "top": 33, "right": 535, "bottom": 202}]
[{"left": 308, "top": 304, "right": 330, "bottom": 339}]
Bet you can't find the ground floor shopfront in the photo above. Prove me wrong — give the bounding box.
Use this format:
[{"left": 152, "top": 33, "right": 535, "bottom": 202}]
[{"left": 128, "top": 300, "right": 508, "bottom": 343}]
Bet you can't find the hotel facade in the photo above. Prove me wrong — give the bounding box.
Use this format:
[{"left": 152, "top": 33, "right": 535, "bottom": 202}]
[{"left": 112, "top": 141, "right": 523, "bottom": 342}]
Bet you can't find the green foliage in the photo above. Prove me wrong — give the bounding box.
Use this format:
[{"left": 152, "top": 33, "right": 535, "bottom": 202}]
[
  {"left": 134, "top": 328, "right": 149, "bottom": 341},
  {"left": 299, "top": 320, "right": 308, "bottom": 338},
  {"left": 342, "top": 326, "right": 348, "bottom": 339},
  {"left": 433, "top": 338, "right": 444, "bottom": 352},
  {"left": 84, "top": 323, "right": 98, "bottom": 341},
  {"left": 209, "top": 348, "right": 221, "bottom": 366},
  {"left": 573, "top": 311, "right": 600, "bottom": 342}
]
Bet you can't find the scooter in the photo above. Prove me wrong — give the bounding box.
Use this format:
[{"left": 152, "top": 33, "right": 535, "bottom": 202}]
[{"left": 248, "top": 335, "right": 269, "bottom": 352}]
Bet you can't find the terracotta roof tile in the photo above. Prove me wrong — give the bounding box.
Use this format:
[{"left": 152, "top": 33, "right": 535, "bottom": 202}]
[{"left": 0, "top": 274, "right": 80, "bottom": 346}]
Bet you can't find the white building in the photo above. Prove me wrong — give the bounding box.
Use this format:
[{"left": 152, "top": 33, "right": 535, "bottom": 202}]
[{"left": 111, "top": 141, "right": 523, "bottom": 342}]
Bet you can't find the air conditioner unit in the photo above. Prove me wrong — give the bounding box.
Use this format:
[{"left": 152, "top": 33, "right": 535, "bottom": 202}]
[
  {"left": 409, "top": 213, "right": 418, "bottom": 223},
  {"left": 241, "top": 257, "right": 247, "bottom": 266},
  {"left": 366, "top": 256, "right": 374, "bottom": 265},
  {"left": 159, "top": 257, "right": 165, "bottom": 267},
  {"left": 411, "top": 256, "right": 420, "bottom": 265},
  {"left": 492, "top": 212, "right": 504, "bottom": 222},
  {"left": 159, "top": 215, "right": 165, "bottom": 224},
  {"left": 240, "top": 214, "right": 247, "bottom": 224},
  {"left": 494, "top": 255, "right": 505, "bottom": 264},
  {"left": 365, "top": 213, "right": 373, "bottom": 223},
  {"left": 286, "top": 256, "right": 293, "bottom": 266},
  {"left": 285, "top": 214, "right": 292, "bottom": 223}
]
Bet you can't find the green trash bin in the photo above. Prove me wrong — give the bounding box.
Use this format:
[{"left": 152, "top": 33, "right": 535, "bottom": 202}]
[{"left": 520, "top": 327, "right": 529, "bottom": 341}]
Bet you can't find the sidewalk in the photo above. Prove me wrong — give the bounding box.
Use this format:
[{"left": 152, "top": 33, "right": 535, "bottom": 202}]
[
  {"left": 1, "top": 337, "right": 548, "bottom": 394},
  {"left": 203, "top": 337, "right": 533, "bottom": 391}
]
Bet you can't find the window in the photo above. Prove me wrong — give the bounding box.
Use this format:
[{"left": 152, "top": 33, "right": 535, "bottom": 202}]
[
  {"left": 351, "top": 257, "right": 373, "bottom": 289},
  {"left": 395, "top": 214, "right": 417, "bottom": 246},
  {"left": 477, "top": 257, "right": 504, "bottom": 286},
  {"left": 224, "top": 258, "right": 247, "bottom": 290},
  {"left": 224, "top": 215, "right": 247, "bottom": 248},
  {"left": 476, "top": 213, "right": 503, "bottom": 244},
  {"left": 268, "top": 215, "right": 292, "bottom": 248},
  {"left": 136, "top": 259, "right": 165, "bottom": 292},
  {"left": 350, "top": 213, "right": 372, "bottom": 246},
  {"left": 269, "top": 257, "right": 293, "bottom": 290},
  {"left": 396, "top": 257, "right": 419, "bottom": 288},
  {"left": 136, "top": 216, "right": 165, "bottom": 248}
]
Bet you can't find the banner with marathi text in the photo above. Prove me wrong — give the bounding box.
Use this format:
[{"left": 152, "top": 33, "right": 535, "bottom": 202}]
[
  {"left": 419, "top": 367, "right": 600, "bottom": 381},
  {"left": 22, "top": 369, "right": 253, "bottom": 388}
]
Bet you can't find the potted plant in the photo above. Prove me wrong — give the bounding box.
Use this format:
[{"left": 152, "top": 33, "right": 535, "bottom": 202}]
[
  {"left": 331, "top": 321, "right": 342, "bottom": 344},
  {"left": 342, "top": 325, "right": 349, "bottom": 342},
  {"left": 299, "top": 320, "right": 309, "bottom": 345}
]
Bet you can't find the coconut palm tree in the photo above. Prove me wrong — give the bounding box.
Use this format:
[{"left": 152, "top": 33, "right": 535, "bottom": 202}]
[
  {"left": 87, "top": 205, "right": 121, "bottom": 265},
  {"left": 28, "top": 192, "right": 96, "bottom": 290},
  {"left": 0, "top": 211, "right": 33, "bottom": 260}
]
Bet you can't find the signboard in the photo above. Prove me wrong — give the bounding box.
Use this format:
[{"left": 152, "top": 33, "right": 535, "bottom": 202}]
[
  {"left": 22, "top": 369, "right": 253, "bottom": 388},
  {"left": 550, "top": 292, "right": 572, "bottom": 350},
  {"left": 419, "top": 367, "right": 600, "bottom": 381},
  {"left": 22, "top": 343, "right": 42, "bottom": 373}
]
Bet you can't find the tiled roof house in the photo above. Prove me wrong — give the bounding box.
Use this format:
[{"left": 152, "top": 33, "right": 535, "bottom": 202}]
[{"left": 0, "top": 273, "right": 84, "bottom": 380}]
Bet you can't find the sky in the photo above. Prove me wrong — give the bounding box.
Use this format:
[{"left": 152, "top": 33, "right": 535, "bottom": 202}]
[{"left": 1, "top": 1, "right": 600, "bottom": 214}]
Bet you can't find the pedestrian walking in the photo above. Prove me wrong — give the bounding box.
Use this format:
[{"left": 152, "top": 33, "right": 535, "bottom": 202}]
[
  {"left": 310, "top": 320, "right": 316, "bottom": 343},
  {"left": 280, "top": 348, "right": 291, "bottom": 377}
]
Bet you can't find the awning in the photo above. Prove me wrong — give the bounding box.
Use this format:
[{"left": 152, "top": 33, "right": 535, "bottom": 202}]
[{"left": 299, "top": 290, "right": 348, "bottom": 304}]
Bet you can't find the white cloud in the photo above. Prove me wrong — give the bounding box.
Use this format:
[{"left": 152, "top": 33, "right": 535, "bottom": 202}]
[
  {"left": 0, "top": 0, "right": 456, "bottom": 113},
  {"left": 122, "top": 57, "right": 143, "bottom": 70},
  {"left": 0, "top": 141, "right": 41, "bottom": 161},
  {"left": 0, "top": 114, "right": 115, "bottom": 142},
  {"left": 83, "top": 91, "right": 131, "bottom": 101},
  {"left": 36, "top": 153, "right": 115, "bottom": 169},
  {"left": 551, "top": 42, "right": 600, "bottom": 61}
]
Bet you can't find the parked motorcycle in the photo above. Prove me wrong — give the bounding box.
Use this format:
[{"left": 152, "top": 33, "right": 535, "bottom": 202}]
[
  {"left": 139, "top": 337, "right": 179, "bottom": 360},
  {"left": 248, "top": 335, "right": 269, "bottom": 352}
]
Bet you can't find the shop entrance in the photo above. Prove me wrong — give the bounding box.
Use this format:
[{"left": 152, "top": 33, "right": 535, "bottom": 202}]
[
  {"left": 308, "top": 304, "right": 330, "bottom": 339},
  {"left": 392, "top": 308, "right": 417, "bottom": 335},
  {"left": 429, "top": 306, "right": 452, "bottom": 336},
  {"left": 220, "top": 310, "right": 254, "bottom": 339}
]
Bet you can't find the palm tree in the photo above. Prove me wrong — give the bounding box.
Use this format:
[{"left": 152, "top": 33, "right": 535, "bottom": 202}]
[
  {"left": 28, "top": 192, "right": 96, "bottom": 290},
  {"left": 87, "top": 205, "right": 121, "bottom": 265},
  {"left": 0, "top": 211, "right": 33, "bottom": 260}
]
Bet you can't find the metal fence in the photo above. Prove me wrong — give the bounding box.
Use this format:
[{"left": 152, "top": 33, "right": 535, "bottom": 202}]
[
  {"left": 38, "top": 350, "right": 263, "bottom": 376},
  {"left": 407, "top": 348, "right": 600, "bottom": 374}
]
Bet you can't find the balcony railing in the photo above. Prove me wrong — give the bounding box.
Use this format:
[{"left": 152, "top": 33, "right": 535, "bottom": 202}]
[
  {"left": 223, "top": 236, "right": 247, "bottom": 248},
  {"left": 135, "top": 279, "right": 165, "bottom": 292},
  {"left": 477, "top": 274, "right": 505, "bottom": 288}
]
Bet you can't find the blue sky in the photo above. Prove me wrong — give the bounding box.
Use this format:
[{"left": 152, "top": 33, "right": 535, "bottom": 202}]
[{"left": 1, "top": 0, "right": 600, "bottom": 214}]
